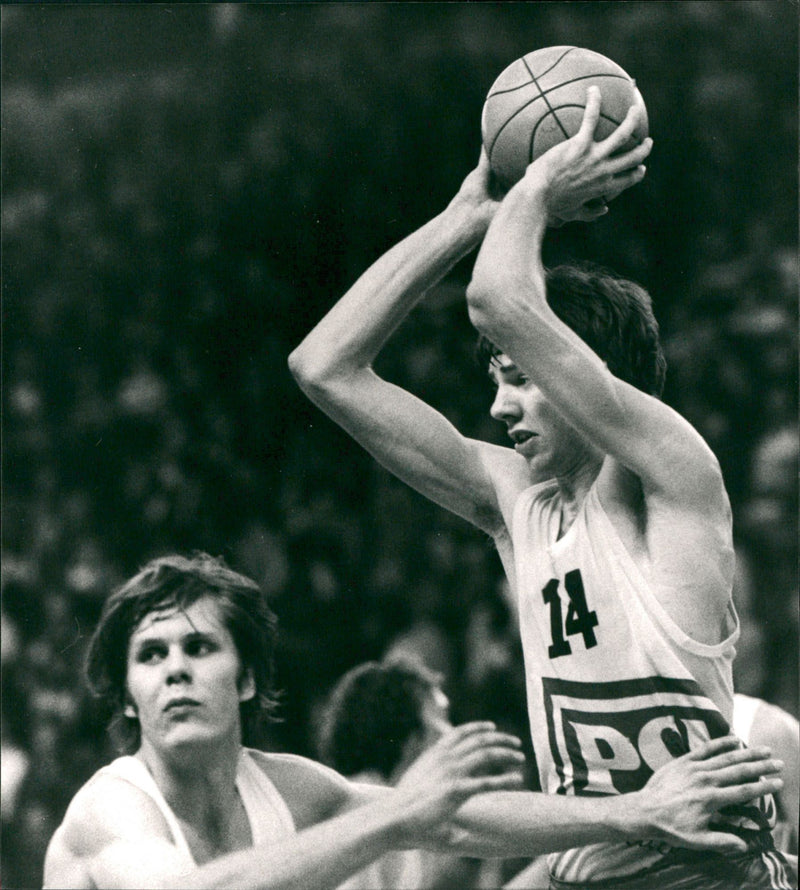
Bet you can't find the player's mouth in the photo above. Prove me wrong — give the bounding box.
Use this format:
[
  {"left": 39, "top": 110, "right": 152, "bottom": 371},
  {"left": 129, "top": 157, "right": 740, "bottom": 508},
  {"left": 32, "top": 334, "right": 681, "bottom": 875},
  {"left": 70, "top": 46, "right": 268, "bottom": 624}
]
[
  {"left": 164, "top": 697, "right": 201, "bottom": 712},
  {"left": 509, "top": 429, "right": 538, "bottom": 453}
]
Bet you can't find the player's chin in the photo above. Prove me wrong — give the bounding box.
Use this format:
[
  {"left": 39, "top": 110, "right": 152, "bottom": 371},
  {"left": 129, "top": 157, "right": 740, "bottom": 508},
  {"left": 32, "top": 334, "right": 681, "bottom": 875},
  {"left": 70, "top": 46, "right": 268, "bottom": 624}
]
[
  {"left": 161, "top": 718, "right": 223, "bottom": 745},
  {"left": 524, "top": 451, "right": 549, "bottom": 475}
]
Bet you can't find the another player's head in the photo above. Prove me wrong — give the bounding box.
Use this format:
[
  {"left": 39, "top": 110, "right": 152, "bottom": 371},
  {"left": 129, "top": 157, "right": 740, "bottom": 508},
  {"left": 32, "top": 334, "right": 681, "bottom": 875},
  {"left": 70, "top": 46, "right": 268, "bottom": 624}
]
[
  {"left": 86, "top": 552, "right": 279, "bottom": 753},
  {"left": 316, "top": 656, "right": 451, "bottom": 783},
  {"left": 477, "top": 261, "right": 667, "bottom": 398}
]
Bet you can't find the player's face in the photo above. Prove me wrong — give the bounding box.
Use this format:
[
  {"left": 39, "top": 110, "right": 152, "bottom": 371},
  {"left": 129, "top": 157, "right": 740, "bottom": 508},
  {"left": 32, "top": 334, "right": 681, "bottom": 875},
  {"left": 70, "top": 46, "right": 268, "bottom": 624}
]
[
  {"left": 488, "top": 354, "right": 595, "bottom": 479},
  {"left": 125, "top": 596, "right": 254, "bottom": 753}
]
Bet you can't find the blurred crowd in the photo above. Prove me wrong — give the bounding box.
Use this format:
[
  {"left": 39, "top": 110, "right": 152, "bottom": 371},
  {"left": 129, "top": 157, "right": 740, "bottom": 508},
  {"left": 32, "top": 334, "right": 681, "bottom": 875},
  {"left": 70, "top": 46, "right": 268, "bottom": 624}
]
[{"left": 2, "top": 4, "right": 797, "bottom": 887}]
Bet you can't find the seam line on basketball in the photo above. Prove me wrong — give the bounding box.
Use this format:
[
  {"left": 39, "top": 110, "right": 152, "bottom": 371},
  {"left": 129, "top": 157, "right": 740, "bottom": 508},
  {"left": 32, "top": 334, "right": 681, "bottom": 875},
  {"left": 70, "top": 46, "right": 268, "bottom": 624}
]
[
  {"left": 486, "top": 50, "right": 578, "bottom": 158},
  {"left": 524, "top": 56, "right": 570, "bottom": 144},
  {"left": 488, "top": 71, "right": 630, "bottom": 100},
  {"left": 487, "top": 47, "right": 575, "bottom": 98},
  {"left": 488, "top": 74, "right": 633, "bottom": 161},
  {"left": 530, "top": 106, "right": 624, "bottom": 151}
]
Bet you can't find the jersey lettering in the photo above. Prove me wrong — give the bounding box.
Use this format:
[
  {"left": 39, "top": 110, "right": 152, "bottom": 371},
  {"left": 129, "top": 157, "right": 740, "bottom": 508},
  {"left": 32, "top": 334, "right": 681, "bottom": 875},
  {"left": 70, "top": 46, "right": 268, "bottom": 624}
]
[
  {"left": 542, "top": 569, "right": 599, "bottom": 659},
  {"left": 542, "top": 676, "right": 730, "bottom": 795}
]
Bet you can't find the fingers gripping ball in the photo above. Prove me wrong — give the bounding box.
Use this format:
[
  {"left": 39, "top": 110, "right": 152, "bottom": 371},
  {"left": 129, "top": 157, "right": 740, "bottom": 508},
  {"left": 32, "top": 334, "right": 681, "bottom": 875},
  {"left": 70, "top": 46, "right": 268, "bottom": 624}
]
[{"left": 481, "top": 46, "right": 649, "bottom": 187}]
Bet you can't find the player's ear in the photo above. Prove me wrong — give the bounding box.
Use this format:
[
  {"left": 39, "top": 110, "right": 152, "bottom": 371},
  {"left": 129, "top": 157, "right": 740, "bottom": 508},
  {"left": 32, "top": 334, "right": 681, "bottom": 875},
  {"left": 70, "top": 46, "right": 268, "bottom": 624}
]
[
  {"left": 238, "top": 667, "right": 256, "bottom": 703},
  {"left": 123, "top": 691, "right": 138, "bottom": 719}
]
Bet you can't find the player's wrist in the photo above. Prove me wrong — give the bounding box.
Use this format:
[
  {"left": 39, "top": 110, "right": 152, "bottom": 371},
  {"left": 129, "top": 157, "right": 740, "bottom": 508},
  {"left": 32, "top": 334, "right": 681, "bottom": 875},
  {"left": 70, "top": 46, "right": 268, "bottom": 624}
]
[
  {"left": 360, "top": 790, "right": 426, "bottom": 852},
  {"left": 444, "top": 192, "right": 495, "bottom": 240},
  {"left": 604, "top": 792, "right": 651, "bottom": 842}
]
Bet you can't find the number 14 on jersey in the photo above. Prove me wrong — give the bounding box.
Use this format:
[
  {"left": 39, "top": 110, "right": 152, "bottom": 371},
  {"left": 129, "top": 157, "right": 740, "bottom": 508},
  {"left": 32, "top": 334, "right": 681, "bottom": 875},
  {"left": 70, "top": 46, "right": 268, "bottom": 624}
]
[{"left": 542, "top": 569, "right": 599, "bottom": 658}]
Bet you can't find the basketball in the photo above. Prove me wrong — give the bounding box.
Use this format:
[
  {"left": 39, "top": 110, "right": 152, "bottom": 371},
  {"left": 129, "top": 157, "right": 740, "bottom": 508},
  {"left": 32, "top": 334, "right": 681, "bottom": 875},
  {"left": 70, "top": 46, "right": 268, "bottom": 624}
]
[{"left": 481, "top": 46, "right": 648, "bottom": 188}]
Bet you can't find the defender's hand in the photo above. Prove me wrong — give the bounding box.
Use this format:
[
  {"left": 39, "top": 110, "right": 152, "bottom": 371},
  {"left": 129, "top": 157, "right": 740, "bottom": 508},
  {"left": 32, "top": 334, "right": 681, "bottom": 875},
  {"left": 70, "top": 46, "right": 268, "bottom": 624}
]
[
  {"left": 393, "top": 721, "right": 525, "bottom": 842},
  {"left": 634, "top": 735, "right": 784, "bottom": 853}
]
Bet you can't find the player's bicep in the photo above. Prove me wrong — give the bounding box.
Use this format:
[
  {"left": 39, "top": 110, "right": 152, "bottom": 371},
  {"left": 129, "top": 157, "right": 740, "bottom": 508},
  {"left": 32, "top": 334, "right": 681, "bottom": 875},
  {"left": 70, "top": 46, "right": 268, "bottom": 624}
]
[
  {"left": 309, "top": 369, "right": 516, "bottom": 532},
  {"left": 43, "top": 829, "right": 95, "bottom": 889},
  {"left": 91, "top": 838, "right": 194, "bottom": 890},
  {"left": 611, "top": 380, "right": 727, "bottom": 499},
  {"left": 44, "top": 824, "right": 189, "bottom": 890}
]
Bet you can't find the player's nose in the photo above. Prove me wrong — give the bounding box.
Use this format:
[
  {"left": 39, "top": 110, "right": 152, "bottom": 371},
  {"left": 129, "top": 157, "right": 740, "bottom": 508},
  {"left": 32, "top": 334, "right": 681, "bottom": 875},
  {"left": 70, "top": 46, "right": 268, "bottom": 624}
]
[
  {"left": 164, "top": 646, "right": 192, "bottom": 683},
  {"left": 490, "top": 384, "right": 520, "bottom": 423}
]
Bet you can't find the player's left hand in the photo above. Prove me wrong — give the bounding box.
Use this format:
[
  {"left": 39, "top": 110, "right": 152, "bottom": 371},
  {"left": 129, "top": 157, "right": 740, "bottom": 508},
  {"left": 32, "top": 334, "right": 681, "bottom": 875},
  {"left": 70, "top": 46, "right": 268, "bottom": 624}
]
[
  {"left": 633, "top": 735, "right": 784, "bottom": 854},
  {"left": 390, "top": 721, "right": 526, "bottom": 844},
  {"left": 522, "top": 85, "right": 652, "bottom": 224},
  {"left": 450, "top": 148, "right": 507, "bottom": 229}
]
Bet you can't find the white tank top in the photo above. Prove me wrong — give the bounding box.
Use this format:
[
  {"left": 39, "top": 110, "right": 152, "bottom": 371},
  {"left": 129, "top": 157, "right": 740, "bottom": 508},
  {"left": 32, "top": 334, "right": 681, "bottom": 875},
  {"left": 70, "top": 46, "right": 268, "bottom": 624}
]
[
  {"left": 732, "top": 692, "right": 762, "bottom": 743},
  {"left": 95, "top": 747, "right": 296, "bottom": 864},
  {"left": 510, "top": 480, "right": 764, "bottom": 883}
]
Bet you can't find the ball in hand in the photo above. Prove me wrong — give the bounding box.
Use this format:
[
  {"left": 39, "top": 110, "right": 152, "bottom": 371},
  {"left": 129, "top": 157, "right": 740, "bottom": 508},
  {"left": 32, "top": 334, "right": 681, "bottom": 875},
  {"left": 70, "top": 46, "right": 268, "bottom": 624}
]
[{"left": 481, "top": 46, "right": 649, "bottom": 188}]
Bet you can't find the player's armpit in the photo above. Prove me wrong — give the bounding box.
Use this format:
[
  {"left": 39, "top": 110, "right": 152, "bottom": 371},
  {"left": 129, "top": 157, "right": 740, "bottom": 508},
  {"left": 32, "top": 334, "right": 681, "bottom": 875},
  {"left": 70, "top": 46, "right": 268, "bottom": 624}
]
[{"left": 250, "top": 749, "right": 386, "bottom": 828}]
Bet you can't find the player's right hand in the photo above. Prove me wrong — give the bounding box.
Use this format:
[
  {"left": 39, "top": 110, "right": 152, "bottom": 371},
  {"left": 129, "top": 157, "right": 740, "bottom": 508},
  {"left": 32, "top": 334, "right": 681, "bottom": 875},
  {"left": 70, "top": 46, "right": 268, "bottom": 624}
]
[
  {"left": 635, "top": 735, "right": 784, "bottom": 853},
  {"left": 522, "top": 85, "right": 652, "bottom": 224},
  {"left": 393, "top": 721, "right": 525, "bottom": 841}
]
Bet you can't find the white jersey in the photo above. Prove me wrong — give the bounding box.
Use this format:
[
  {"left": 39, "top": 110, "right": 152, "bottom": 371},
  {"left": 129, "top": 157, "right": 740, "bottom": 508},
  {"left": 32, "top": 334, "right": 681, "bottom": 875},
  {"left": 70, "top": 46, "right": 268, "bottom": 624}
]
[
  {"left": 509, "top": 479, "right": 772, "bottom": 884},
  {"left": 335, "top": 773, "right": 425, "bottom": 890},
  {"left": 732, "top": 692, "right": 763, "bottom": 744},
  {"left": 93, "top": 747, "right": 296, "bottom": 864}
]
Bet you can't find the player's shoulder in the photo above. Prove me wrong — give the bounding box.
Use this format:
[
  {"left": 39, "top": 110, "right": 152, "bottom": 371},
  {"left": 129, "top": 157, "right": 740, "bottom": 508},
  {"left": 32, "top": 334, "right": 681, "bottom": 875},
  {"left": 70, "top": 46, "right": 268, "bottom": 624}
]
[
  {"left": 246, "top": 747, "right": 345, "bottom": 779},
  {"left": 57, "top": 763, "right": 174, "bottom": 854},
  {"left": 478, "top": 440, "right": 534, "bottom": 513},
  {"left": 244, "top": 748, "right": 359, "bottom": 827},
  {"left": 43, "top": 825, "right": 95, "bottom": 889},
  {"left": 44, "top": 765, "right": 174, "bottom": 888}
]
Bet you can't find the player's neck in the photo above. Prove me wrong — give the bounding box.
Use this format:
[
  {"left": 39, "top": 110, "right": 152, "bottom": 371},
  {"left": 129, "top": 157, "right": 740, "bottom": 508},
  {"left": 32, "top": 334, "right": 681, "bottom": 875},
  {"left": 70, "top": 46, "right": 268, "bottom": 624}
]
[
  {"left": 554, "top": 455, "right": 600, "bottom": 534},
  {"left": 137, "top": 735, "right": 242, "bottom": 821}
]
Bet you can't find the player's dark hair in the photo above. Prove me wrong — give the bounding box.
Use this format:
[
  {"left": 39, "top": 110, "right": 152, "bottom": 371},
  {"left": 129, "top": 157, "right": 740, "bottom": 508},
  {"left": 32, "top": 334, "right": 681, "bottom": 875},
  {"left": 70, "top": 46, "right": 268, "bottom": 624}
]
[
  {"left": 316, "top": 657, "right": 443, "bottom": 781},
  {"left": 476, "top": 261, "right": 667, "bottom": 397},
  {"left": 85, "top": 552, "right": 280, "bottom": 753}
]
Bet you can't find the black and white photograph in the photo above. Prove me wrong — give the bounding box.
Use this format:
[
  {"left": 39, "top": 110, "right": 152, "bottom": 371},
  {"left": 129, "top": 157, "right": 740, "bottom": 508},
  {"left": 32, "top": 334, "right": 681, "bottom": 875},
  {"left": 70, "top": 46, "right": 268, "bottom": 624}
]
[{"left": 2, "top": 3, "right": 798, "bottom": 888}]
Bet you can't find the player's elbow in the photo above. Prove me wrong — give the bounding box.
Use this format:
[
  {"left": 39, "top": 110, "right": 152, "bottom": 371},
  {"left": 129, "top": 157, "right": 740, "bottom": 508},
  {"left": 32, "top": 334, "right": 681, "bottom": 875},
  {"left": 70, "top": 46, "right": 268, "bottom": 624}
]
[
  {"left": 466, "top": 268, "right": 537, "bottom": 343},
  {"left": 465, "top": 278, "right": 498, "bottom": 339},
  {"left": 288, "top": 344, "right": 364, "bottom": 414},
  {"left": 287, "top": 343, "right": 315, "bottom": 388},
  {"left": 288, "top": 343, "right": 337, "bottom": 397}
]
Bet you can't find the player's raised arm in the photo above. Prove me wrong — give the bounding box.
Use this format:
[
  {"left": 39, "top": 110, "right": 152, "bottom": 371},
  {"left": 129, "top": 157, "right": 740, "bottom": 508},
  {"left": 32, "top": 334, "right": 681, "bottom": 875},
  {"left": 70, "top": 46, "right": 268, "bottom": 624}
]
[
  {"left": 288, "top": 153, "right": 528, "bottom": 535},
  {"left": 467, "top": 87, "right": 720, "bottom": 504},
  {"left": 466, "top": 87, "right": 738, "bottom": 638}
]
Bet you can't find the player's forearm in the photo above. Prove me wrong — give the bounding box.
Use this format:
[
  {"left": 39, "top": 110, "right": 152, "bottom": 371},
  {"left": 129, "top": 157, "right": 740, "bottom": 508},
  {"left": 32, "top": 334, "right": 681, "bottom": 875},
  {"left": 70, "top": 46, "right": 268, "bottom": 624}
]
[
  {"left": 467, "top": 180, "right": 622, "bottom": 437},
  {"left": 289, "top": 197, "right": 486, "bottom": 386},
  {"left": 444, "top": 790, "right": 645, "bottom": 858},
  {"left": 466, "top": 179, "right": 550, "bottom": 344}
]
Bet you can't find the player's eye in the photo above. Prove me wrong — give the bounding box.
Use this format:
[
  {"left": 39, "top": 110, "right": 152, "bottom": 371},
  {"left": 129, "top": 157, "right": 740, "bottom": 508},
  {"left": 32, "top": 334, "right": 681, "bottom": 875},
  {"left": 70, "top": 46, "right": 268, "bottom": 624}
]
[
  {"left": 136, "top": 645, "right": 165, "bottom": 664},
  {"left": 185, "top": 638, "right": 216, "bottom": 657}
]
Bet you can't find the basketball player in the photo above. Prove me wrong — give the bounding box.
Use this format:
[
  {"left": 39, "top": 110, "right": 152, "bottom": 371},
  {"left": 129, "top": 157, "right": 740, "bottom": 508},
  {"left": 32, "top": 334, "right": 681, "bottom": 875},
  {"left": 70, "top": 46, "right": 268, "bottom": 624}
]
[
  {"left": 289, "top": 86, "right": 797, "bottom": 888},
  {"left": 44, "top": 553, "right": 785, "bottom": 890},
  {"left": 733, "top": 693, "right": 799, "bottom": 855},
  {"left": 317, "top": 656, "right": 487, "bottom": 889}
]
